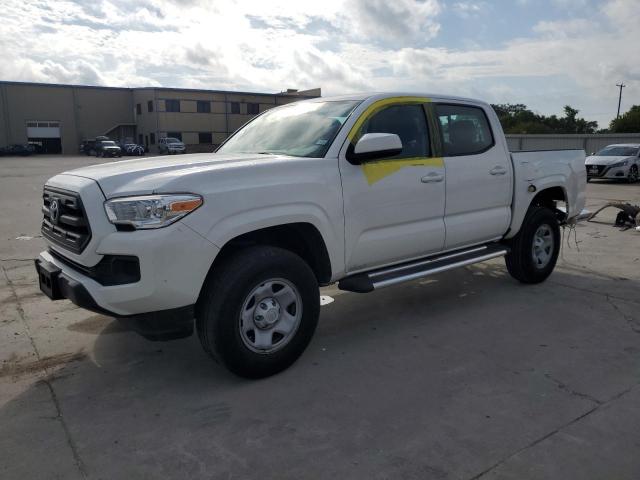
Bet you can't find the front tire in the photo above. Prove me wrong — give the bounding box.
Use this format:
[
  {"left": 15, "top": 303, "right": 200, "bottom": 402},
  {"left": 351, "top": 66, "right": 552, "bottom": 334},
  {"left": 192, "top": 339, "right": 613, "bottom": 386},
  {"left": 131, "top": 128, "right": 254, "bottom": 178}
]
[
  {"left": 627, "top": 165, "right": 638, "bottom": 183},
  {"left": 196, "top": 246, "right": 320, "bottom": 378},
  {"left": 505, "top": 207, "right": 560, "bottom": 284}
]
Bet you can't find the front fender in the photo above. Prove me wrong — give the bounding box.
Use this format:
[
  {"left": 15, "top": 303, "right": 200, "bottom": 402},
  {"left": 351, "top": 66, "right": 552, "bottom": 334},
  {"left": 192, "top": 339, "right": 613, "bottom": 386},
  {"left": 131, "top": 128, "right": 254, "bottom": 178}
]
[
  {"left": 199, "top": 204, "right": 345, "bottom": 280},
  {"left": 179, "top": 157, "right": 346, "bottom": 281}
]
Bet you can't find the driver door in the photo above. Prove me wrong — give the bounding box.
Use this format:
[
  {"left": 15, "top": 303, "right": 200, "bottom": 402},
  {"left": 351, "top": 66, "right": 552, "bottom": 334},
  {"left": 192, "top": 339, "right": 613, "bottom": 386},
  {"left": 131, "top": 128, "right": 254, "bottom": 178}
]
[{"left": 339, "top": 101, "right": 446, "bottom": 272}]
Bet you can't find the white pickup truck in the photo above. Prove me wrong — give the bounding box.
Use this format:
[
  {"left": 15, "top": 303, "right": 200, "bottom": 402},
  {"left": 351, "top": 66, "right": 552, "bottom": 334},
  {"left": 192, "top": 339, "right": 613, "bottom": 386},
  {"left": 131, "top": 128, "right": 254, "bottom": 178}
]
[{"left": 35, "top": 93, "right": 586, "bottom": 378}]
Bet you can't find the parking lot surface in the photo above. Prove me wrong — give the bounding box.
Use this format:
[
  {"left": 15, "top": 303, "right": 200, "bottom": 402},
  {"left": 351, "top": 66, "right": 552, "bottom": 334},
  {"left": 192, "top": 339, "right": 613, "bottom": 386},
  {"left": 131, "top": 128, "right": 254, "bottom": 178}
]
[{"left": 1, "top": 155, "right": 639, "bottom": 479}]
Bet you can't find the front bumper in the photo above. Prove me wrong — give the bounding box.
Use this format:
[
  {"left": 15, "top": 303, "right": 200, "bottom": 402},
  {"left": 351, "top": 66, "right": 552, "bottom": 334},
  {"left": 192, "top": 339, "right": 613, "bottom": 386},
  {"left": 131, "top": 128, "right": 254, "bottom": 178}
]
[
  {"left": 37, "top": 221, "right": 219, "bottom": 316},
  {"left": 586, "top": 164, "right": 629, "bottom": 179},
  {"left": 35, "top": 257, "right": 195, "bottom": 340},
  {"left": 102, "top": 149, "right": 121, "bottom": 157}
]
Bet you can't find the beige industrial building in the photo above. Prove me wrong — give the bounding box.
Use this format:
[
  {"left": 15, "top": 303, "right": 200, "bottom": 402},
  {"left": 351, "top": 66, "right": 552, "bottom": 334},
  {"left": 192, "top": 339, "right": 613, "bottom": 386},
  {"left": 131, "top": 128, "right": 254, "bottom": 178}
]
[{"left": 0, "top": 81, "right": 320, "bottom": 154}]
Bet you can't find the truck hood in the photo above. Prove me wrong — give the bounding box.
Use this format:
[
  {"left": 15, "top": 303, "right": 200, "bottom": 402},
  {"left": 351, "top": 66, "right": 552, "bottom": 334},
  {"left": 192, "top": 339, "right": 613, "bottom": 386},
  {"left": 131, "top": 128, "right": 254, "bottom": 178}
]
[
  {"left": 585, "top": 155, "right": 633, "bottom": 166},
  {"left": 63, "top": 152, "right": 287, "bottom": 197}
]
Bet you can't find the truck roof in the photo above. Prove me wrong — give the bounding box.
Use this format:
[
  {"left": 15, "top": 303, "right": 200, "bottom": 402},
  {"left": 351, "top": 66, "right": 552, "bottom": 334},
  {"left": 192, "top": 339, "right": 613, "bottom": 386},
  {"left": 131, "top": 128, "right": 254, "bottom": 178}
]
[{"left": 304, "top": 92, "right": 489, "bottom": 106}]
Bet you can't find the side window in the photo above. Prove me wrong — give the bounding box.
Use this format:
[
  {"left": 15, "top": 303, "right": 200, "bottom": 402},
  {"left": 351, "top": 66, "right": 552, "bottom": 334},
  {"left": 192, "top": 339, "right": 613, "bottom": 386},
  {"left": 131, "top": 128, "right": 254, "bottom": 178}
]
[
  {"left": 359, "top": 104, "right": 430, "bottom": 158},
  {"left": 247, "top": 103, "right": 260, "bottom": 115},
  {"left": 436, "top": 104, "right": 494, "bottom": 156},
  {"left": 165, "top": 99, "right": 181, "bottom": 112}
]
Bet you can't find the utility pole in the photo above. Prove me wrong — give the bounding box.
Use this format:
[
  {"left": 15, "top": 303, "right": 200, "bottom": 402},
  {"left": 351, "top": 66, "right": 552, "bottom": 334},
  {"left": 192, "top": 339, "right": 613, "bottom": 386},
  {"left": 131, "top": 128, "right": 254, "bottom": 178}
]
[{"left": 616, "top": 83, "right": 626, "bottom": 118}]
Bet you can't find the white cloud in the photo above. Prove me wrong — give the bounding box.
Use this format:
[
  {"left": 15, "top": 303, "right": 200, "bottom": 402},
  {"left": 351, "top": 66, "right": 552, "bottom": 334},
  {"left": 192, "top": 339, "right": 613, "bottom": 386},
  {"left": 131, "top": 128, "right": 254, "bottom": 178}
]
[
  {"left": 452, "top": 2, "right": 484, "bottom": 18},
  {"left": 0, "top": 0, "right": 637, "bottom": 126}
]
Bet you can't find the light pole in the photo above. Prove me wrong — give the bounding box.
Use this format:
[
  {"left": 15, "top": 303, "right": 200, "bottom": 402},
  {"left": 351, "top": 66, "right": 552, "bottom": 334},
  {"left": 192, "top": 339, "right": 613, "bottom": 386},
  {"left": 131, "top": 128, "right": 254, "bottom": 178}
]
[{"left": 616, "top": 83, "right": 626, "bottom": 119}]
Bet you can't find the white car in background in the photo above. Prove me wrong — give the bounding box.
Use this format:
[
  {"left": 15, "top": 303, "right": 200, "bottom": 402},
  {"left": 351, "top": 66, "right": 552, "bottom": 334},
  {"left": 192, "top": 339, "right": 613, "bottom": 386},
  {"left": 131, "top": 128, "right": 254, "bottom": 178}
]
[{"left": 585, "top": 144, "right": 640, "bottom": 183}]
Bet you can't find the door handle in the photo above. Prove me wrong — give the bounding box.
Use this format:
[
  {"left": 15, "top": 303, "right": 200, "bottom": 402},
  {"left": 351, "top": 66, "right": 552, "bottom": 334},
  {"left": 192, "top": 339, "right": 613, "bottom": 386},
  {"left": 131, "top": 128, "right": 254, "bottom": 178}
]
[
  {"left": 490, "top": 166, "right": 507, "bottom": 175},
  {"left": 421, "top": 172, "right": 444, "bottom": 183}
]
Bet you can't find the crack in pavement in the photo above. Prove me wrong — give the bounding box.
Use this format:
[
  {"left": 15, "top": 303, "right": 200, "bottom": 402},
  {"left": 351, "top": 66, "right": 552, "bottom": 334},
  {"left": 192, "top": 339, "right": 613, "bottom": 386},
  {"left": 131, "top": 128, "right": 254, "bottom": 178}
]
[
  {"left": 548, "top": 279, "right": 640, "bottom": 306},
  {"left": 543, "top": 373, "right": 603, "bottom": 405},
  {"left": 606, "top": 294, "right": 640, "bottom": 335},
  {"left": 1, "top": 265, "right": 88, "bottom": 479},
  {"left": 467, "top": 383, "right": 639, "bottom": 480}
]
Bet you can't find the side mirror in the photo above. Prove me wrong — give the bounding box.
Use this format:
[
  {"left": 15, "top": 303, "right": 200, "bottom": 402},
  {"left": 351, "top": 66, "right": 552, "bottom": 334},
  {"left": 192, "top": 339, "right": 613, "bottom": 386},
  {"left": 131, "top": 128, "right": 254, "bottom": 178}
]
[{"left": 347, "top": 133, "right": 403, "bottom": 165}]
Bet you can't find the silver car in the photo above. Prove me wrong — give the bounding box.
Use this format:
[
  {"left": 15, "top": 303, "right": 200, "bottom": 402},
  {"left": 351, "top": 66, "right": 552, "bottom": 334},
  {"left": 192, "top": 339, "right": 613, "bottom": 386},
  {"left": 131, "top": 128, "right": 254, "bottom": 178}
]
[
  {"left": 158, "top": 137, "right": 187, "bottom": 154},
  {"left": 585, "top": 144, "right": 640, "bottom": 183}
]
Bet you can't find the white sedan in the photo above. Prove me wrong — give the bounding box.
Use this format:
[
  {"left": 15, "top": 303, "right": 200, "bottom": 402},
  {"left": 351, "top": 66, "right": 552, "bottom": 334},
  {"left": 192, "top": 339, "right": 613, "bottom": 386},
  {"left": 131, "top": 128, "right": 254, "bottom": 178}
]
[{"left": 585, "top": 144, "right": 640, "bottom": 182}]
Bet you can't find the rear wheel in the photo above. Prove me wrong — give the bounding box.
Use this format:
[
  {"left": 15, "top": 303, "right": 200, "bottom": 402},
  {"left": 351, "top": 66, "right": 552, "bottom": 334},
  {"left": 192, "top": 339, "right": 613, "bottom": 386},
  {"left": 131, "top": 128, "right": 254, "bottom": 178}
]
[
  {"left": 196, "top": 246, "right": 320, "bottom": 378},
  {"left": 505, "top": 206, "right": 560, "bottom": 284}
]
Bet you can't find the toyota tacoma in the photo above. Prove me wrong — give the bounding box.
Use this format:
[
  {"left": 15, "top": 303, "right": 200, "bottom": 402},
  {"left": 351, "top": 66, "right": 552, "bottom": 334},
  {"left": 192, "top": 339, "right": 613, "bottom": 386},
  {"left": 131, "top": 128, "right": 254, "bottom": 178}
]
[{"left": 35, "top": 93, "right": 586, "bottom": 378}]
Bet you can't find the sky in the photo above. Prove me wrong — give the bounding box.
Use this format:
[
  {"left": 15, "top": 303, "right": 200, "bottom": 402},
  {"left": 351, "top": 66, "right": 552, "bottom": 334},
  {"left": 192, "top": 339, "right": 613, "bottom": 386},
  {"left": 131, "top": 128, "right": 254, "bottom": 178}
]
[{"left": 0, "top": 0, "right": 637, "bottom": 128}]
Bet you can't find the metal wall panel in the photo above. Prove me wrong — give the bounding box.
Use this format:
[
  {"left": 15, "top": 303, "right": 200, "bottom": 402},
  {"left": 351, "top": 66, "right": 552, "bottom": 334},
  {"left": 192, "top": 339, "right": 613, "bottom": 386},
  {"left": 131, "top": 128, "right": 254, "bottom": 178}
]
[{"left": 506, "top": 134, "right": 640, "bottom": 152}]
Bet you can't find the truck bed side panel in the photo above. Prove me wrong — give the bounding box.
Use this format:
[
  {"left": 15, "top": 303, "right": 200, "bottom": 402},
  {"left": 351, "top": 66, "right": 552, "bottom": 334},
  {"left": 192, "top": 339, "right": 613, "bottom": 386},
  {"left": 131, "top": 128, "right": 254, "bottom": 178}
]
[{"left": 507, "top": 150, "right": 586, "bottom": 239}]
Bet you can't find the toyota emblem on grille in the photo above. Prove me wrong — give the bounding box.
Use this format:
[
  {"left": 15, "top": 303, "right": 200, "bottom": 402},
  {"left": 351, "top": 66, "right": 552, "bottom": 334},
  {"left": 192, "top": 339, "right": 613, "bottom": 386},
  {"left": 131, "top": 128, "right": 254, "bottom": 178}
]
[{"left": 49, "top": 198, "right": 60, "bottom": 225}]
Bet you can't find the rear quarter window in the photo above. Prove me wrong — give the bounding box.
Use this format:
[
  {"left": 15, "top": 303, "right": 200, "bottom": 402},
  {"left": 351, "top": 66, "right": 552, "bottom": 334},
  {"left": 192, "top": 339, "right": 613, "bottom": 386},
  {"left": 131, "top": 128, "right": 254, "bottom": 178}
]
[{"left": 436, "top": 104, "right": 494, "bottom": 156}]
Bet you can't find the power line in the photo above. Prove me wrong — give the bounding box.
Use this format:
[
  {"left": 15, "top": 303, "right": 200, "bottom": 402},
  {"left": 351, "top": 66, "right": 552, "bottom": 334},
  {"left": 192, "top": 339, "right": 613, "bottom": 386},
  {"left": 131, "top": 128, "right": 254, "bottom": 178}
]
[{"left": 616, "top": 83, "right": 626, "bottom": 119}]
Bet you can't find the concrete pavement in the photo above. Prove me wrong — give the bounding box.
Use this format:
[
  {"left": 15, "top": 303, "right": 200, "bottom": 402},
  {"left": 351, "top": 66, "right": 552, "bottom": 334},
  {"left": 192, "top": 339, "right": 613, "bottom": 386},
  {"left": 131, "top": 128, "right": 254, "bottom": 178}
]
[{"left": 1, "top": 155, "right": 639, "bottom": 479}]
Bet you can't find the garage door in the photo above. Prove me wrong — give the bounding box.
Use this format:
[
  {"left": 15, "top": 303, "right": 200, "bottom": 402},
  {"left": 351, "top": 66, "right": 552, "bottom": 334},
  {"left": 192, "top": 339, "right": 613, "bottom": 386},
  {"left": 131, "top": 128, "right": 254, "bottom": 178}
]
[{"left": 27, "top": 121, "right": 62, "bottom": 154}]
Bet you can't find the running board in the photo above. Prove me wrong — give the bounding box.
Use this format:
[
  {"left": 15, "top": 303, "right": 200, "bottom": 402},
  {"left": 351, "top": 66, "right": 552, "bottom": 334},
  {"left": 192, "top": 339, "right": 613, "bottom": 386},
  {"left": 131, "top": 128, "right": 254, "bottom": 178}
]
[{"left": 338, "top": 244, "right": 509, "bottom": 293}]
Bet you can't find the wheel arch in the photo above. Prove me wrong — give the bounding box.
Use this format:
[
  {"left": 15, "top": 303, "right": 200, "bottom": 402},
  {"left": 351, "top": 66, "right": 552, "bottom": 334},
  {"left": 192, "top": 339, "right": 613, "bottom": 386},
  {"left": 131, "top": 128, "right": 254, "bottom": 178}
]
[
  {"left": 199, "top": 222, "right": 333, "bottom": 304},
  {"left": 506, "top": 184, "right": 568, "bottom": 239},
  {"left": 530, "top": 185, "right": 567, "bottom": 212}
]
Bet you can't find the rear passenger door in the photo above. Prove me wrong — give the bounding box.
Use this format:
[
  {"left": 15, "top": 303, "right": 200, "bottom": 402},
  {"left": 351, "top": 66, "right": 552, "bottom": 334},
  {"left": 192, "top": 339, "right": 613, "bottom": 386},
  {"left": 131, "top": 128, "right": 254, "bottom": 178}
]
[{"left": 435, "top": 103, "right": 512, "bottom": 249}]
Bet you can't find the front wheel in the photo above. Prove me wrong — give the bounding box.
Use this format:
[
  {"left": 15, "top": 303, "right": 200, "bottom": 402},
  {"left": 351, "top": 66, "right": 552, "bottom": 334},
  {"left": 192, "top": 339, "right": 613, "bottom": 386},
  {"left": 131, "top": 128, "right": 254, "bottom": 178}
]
[
  {"left": 505, "top": 206, "right": 560, "bottom": 284},
  {"left": 196, "top": 246, "right": 320, "bottom": 378},
  {"left": 627, "top": 165, "right": 638, "bottom": 183}
]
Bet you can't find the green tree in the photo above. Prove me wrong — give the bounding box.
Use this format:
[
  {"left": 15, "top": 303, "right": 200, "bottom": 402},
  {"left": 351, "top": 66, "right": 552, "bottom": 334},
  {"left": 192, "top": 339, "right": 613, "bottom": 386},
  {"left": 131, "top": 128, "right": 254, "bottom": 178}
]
[
  {"left": 609, "top": 105, "right": 640, "bottom": 133},
  {"left": 491, "top": 104, "right": 598, "bottom": 134}
]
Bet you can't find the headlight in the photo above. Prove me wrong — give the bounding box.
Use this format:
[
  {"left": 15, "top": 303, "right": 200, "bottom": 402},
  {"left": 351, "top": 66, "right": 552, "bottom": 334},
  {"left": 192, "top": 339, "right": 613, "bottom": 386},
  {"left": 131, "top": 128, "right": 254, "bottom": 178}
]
[
  {"left": 104, "top": 194, "right": 203, "bottom": 229},
  {"left": 611, "top": 160, "right": 628, "bottom": 168}
]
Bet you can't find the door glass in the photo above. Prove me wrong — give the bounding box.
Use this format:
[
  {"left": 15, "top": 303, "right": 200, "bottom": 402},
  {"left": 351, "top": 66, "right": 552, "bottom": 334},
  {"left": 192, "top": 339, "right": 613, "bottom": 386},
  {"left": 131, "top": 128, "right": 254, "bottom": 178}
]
[
  {"left": 436, "top": 104, "right": 494, "bottom": 156},
  {"left": 359, "top": 105, "right": 430, "bottom": 158}
]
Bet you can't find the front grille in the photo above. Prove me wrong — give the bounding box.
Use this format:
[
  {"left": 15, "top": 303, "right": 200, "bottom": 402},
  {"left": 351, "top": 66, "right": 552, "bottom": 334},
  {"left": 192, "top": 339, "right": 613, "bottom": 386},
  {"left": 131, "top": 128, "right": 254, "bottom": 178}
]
[
  {"left": 586, "top": 165, "right": 606, "bottom": 176},
  {"left": 41, "top": 187, "right": 91, "bottom": 254}
]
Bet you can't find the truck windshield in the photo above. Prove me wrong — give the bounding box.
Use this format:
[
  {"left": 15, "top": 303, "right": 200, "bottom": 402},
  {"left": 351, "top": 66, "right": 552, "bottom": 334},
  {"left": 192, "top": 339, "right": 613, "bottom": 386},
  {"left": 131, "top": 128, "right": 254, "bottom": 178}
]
[
  {"left": 596, "top": 146, "right": 639, "bottom": 156},
  {"left": 217, "top": 100, "right": 360, "bottom": 158}
]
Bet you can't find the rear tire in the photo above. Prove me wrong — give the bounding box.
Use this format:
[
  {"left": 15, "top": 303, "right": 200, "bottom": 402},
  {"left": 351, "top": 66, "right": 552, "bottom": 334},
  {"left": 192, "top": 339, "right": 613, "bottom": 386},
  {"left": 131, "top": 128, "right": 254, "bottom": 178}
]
[
  {"left": 505, "top": 207, "right": 560, "bottom": 284},
  {"left": 196, "top": 246, "right": 320, "bottom": 378}
]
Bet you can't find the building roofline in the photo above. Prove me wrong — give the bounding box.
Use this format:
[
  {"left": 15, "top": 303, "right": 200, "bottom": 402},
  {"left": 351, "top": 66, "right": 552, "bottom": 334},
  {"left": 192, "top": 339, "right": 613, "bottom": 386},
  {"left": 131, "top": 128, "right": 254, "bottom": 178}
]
[
  {"left": 0, "top": 80, "right": 319, "bottom": 98},
  {"left": 0, "top": 80, "right": 132, "bottom": 92}
]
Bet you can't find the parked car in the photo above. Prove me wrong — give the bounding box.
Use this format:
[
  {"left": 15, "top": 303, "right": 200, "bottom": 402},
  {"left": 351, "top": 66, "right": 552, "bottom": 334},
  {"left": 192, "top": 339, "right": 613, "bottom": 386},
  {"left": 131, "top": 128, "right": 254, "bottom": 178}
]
[
  {"left": 35, "top": 93, "right": 586, "bottom": 378},
  {"left": 80, "top": 136, "right": 110, "bottom": 156},
  {"left": 80, "top": 140, "right": 94, "bottom": 155},
  {"left": 585, "top": 144, "right": 640, "bottom": 183},
  {"left": 94, "top": 140, "right": 122, "bottom": 158},
  {"left": 28, "top": 142, "right": 44, "bottom": 154},
  {"left": 1, "top": 144, "right": 33, "bottom": 156},
  {"left": 158, "top": 137, "right": 186, "bottom": 154},
  {"left": 122, "top": 143, "right": 145, "bottom": 156}
]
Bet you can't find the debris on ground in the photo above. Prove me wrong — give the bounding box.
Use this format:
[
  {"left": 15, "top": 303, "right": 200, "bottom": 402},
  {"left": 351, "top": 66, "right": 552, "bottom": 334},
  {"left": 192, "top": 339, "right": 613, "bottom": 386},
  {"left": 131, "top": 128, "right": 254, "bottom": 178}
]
[{"left": 587, "top": 202, "right": 640, "bottom": 230}]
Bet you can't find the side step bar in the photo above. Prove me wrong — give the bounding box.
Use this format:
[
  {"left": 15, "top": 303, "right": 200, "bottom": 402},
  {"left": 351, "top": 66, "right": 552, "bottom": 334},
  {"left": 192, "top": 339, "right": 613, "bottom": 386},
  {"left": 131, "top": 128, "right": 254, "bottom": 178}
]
[{"left": 338, "top": 244, "right": 509, "bottom": 293}]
